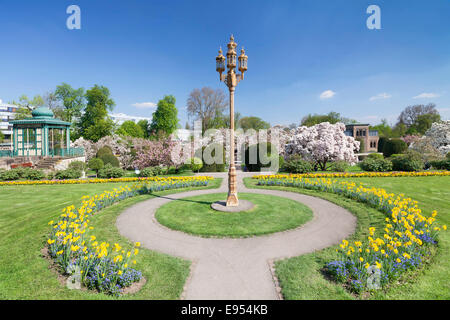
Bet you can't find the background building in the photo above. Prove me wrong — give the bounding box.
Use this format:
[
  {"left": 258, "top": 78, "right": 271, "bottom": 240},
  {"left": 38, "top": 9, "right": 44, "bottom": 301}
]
[
  {"left": 0, "top": 99, "right": 18, "bottom": 143},
  {"left": 344, "top": 124, "right": 379, "bottom": 153}
]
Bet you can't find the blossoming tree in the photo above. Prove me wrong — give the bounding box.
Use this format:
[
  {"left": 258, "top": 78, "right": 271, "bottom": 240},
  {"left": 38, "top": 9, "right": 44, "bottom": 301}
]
[
  {"left": 411, "top": 120, "right": 450, "bottom": 156},
  {"left": 285, "top": 122, "right": 360, "bottom": 170},
  {"left": 132, "top": 137, "right": 185, "bottom": 170}
]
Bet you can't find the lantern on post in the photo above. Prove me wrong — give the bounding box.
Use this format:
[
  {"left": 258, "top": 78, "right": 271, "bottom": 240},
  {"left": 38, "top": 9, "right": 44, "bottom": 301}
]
[
  {"left": 238, "top": 48, "right": 248, "bottom": 79},
  {"left": 216, "top": 47, "right": 225, "bottom": 77}
]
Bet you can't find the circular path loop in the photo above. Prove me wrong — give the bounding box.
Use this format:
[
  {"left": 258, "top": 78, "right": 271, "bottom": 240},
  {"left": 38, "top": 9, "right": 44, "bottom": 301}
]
[{"left": 116, "top": 172, "right": 356, "bottom": 300}]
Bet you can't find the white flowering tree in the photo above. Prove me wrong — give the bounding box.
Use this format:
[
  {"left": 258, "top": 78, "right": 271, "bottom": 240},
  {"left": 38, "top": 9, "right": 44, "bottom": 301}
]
[
  {"left": 72, "top": 135, "right": 152, "bottom": 169},
  {"left": 285, "top": 122, "right": 360, "bottom": 170},
  {"left": 411, "top": 120, "right": 450, "bottom": 156}
]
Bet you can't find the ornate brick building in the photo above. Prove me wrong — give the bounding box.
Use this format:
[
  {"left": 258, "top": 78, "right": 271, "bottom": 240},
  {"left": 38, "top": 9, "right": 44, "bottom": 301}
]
[{"left": 344, "top": 124, "right": 379, "bottom": 153}]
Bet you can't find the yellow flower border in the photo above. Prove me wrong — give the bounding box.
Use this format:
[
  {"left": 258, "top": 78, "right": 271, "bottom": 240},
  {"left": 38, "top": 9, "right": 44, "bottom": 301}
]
[
  {"left": 253, "top": 170, "right": 450, "bottom": 180},
  {"left": 256, "top": 175, "right": 447, "bottom": 291},
  {"left": 0, "top": 175, "right": 214, "bottom": 186}
]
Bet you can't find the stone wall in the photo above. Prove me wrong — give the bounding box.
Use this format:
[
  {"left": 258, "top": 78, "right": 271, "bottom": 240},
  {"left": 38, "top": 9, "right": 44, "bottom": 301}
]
[
  {"left": 0, "top": 156, "right": 41, "bottom": 170},
  {"left": 53, "top": 156, "right": 86, "bottom": 171}
]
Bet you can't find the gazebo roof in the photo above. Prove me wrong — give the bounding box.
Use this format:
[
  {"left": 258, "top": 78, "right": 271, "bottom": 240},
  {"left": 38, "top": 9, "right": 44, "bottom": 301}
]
[{"left": 10, "top": 107, "right": 71, "bottom": 126}]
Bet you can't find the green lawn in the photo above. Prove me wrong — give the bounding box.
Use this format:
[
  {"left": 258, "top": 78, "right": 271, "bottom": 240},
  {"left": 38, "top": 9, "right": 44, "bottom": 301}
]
[
  {"left": 244, "top": 176, "right": 450, "bottom": 300},
  {"left": 155, "top": 193, "right": 313, "bottom": 238},
  {"left": 1, "top": 174, "right": 448, "bottom": 300},
  {"left": 0, "top": 178, "right": 221, "bottom": 300}
]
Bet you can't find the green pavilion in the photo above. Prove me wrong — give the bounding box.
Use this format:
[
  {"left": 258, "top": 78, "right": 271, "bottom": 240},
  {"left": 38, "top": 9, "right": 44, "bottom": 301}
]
[{"left": 10, "top": 107, "right": 78, "bottom": 157}]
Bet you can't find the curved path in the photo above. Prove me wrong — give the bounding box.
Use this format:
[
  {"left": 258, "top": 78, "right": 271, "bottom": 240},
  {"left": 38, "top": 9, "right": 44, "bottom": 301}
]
[{"left": 116, "top": 172, "right": 356, "bottom": 300}]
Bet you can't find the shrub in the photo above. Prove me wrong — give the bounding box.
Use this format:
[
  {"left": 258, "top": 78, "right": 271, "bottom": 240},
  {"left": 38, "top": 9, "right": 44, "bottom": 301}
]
[
  {"left": 23, "top": 168, "right": 46, "bottom": 180},
  {"left": 46, "top": 172, "right": 55, "bottom": 180},
  {"left": 88, "top": 158, "right": 104, "bottom": 174},
  {"left": 12, "top": 167, "right": 27, "bottom": 178},
  {"left": 138, "top": 166, "right": 167, "bottom": 177},
  {"left": 278, "top": 155, "right": 285, "bottom": 171},
  {"left": 195, "top": 143, "right": 226, "bottom": 172},
  {"left": 359, "top": 158, "right": 393, "bottom": 172},
  {"left": 139, "top": 167, "right": 156, "bottom": 177},
  {"left": 391, "top": 154, "right": 424, "bottom": 172},
  {"left": 447, "top": 152, "right": 450, "bottom": 160},
  {"left": 243, "top": 142, "right": 277, "bottom": 172},
  {"left": 0, "top": 167, "right": 45, "bottom": 181},
  {"left": 154, "top": 166, "right": 167, "bottom": 175},
  {"left": 98, "top": 164, "right": 124, "bottom": 178},
  {"left": 68, "top": 161, "right": 87, "bottom": 172},
  {"left": 367, "top": 153, "right": 384, "bottom": 160},
  {"left": 55, "top": 168, "right": 82, "bottom": 180},
  {"left": 282, "top": 155, "right": 314, "bottom": 173},
  {"left": 330, "top": 161, "right": 349, "bottom": 172},
  {"left": 96, "top": 146, "right": 113, "bottom": 158},
  {"left": 382, "top": 139, "right": 408, "bottom": 157},
  {"left": 167, "top": 166, "right": 178, "bottom": 174},
  {"left": 0, "top": 169, "right": 20, "bottom": 181},
  {"left": 99, "top": 153, "right": 120, "bottom": 168},
  {"left": 378, "top": 137, "right": 388, "bottom": 153},
  {"left": 189, "top": 157, "right": 203, "bottom": 172},
  {"left": 429, "top": 159, "right": 450, "bottom": 170}
]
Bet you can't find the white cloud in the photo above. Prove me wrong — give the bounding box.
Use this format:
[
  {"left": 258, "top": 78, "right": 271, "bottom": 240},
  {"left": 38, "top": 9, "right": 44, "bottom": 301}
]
[
  {"left": 132, "top": 102, "right": 157, "bottom": 109},
  {"left": 319, "top": 90, "right": 336, "bottom": 100},
  {"left": 109, "top": 112, "right": 152, "bottom": 124},
  {"left": 413, "top": 92, "right": 440, "bottom": 99},
  {"left": 0, "top": 99, "right": 2, "bottom": 104},
  {"left": 369, "top": 93, "right": 391, "bottom": 101}
]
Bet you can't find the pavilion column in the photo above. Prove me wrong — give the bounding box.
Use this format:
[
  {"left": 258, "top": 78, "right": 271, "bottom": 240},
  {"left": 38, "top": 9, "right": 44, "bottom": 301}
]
[
  {"left": 44, "top": 126, "right": 48, "bottom": 156},
  {"left": 66, "top": 127, "right": 70, "bottom": 152}
]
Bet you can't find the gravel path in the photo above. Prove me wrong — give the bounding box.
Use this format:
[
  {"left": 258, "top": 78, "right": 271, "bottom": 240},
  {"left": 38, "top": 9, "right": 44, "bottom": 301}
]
[{"left": 116, "top": 172, "right": 356, "bottom": 300}]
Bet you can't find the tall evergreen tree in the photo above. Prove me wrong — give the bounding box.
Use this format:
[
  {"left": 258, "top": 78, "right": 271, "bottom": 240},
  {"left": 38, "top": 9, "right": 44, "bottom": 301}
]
[
  {"left": 150, "top": 95, "right": 179, "bottom": 137},
  {"left": 77, "top": 85, "right": 115, "bottom": 142}
]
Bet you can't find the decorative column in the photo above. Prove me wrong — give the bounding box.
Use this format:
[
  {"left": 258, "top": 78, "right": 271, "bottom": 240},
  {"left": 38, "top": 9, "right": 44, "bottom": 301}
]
[
  {"left": 216, "top": 35, "right": 248, "bottom": 207},
  {"left": 227, "top": 86, "right": 238, "bottom": 206}
]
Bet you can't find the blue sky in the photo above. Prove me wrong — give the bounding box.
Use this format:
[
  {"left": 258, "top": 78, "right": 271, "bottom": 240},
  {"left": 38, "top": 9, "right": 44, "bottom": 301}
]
[{"left": 0, "top": 0, "right": 449, "bottom": 126}]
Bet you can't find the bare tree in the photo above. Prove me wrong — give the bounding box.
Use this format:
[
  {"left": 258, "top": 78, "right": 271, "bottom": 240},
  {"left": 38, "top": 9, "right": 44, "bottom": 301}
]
[
  {"left": 44, "top": 91, "right": 66, "bottom": 120},
  {"left": 397, "top": 103, "right": 439, "bottom": 126},
  {"left": 187, "top": 87, "right": 227, "bottom": 132}
]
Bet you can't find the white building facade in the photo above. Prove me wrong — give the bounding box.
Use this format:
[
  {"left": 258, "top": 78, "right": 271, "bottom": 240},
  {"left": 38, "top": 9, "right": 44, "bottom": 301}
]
[{"left": 0, "top": 100, "right": 18, "bottom": 142}]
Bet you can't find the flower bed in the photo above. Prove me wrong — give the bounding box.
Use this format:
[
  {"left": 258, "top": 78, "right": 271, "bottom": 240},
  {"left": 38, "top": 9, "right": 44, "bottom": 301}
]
[
  {"left": 253, "top": 170, "right": 450, "bottom": 180},
  {"left": 0, "top": 175, "right": 213, "bottom": 186},
  {"left": 256, "top": 176, "right": 446, "bottom": 294},
  {"left": 46, "top": 177, "right": 212, "bottom": 296}
]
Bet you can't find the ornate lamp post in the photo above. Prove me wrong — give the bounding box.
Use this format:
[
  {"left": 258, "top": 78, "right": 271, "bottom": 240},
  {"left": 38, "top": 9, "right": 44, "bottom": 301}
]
[{"left": 216, "top": 35, "right": 248, "bottom": 206}]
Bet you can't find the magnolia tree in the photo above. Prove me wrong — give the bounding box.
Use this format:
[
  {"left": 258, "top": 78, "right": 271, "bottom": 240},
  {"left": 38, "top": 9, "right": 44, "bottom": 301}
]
[
  {"left": 411, "top": 120, "right": 450, "bottom": 156},
  {"left": 401, "top": 135, "right": 421, "bottom": 146},
  {"left": 72, "top": 135, "right": 156, "bottom": 169},
  {"left": 177, "top": 124, "right": 286, "bottom": 166},
  {"left": 132, "top": 137, "right": 185, "bottom": 170},
  {"left": 285, "top": 122, "right": 360, "bottom": 170}
]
